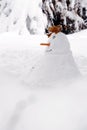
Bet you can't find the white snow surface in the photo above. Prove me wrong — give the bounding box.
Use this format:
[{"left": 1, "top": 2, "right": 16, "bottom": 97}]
[
  {"left": 0, "top": 30, "right": 87, "bottom": 130},
  {"left": 0, "top": 32, "right": 80, "bottom": 86}
]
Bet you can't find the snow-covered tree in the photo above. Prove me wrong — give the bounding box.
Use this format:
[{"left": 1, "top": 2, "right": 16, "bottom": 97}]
[
  {"left": 42, "top": 0, "right": 87, "bottom": 34},
  {"left": 0, "top": 0, "right": 47, "bottom": 34},
  {"left": 0, "top": 0, "right": 13, "bottom": 32},
  {"left": 0, "top": 0, "right": 87, "bottom": 34}
]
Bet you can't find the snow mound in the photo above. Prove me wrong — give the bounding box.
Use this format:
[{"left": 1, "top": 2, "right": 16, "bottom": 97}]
[
  {"left": 68, "top": 29, "right": 87, "bottom": 57},
  {"left": 23, "top": 32, "right": 80, "bottom": 87}
]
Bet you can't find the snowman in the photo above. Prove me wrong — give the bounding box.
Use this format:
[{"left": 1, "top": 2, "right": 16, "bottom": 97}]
[
  {"left": 40, "top": 25, "right": 71, "bottom": 54},
  {"left": 24, "top": 25, "right": 80, "bottom": 86}
]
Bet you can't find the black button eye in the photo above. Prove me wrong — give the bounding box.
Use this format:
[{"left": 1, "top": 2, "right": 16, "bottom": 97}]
[{"left": 53, "top": 35, "right": 56, "bottom": 39}]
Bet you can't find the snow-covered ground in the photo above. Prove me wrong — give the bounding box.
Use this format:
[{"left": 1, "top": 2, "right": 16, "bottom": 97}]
[
  {"left": 68, "top": 29, "right": 87, "bottom": 75},
  {"left": 0, "top": 30, "right": 87, "bottom": 130}
]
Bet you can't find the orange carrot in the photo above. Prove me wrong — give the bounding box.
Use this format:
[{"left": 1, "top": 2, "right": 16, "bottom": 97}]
[{"left": 40, "top": 43, "right": 50, "bottom": 46}]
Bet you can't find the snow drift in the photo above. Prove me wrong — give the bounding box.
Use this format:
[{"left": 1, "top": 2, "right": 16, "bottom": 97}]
[
  {"left": 0, "top": 30, "right": 87, "bottom": 130},
  {"left": 0, "top": 31, "right": 80, "bottom": 87},
  {"left": 22, "top": 32, "right": 80, "bottom": 87}
]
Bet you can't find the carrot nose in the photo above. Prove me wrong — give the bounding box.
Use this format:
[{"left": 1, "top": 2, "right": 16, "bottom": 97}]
[{"left": 40, "top": 43, "right": 50, "bottom": 46}]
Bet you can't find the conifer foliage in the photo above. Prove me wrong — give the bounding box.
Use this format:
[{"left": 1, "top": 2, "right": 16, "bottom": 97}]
[{"left": 42, "top": 0, "right": 87, "bottom": 34}]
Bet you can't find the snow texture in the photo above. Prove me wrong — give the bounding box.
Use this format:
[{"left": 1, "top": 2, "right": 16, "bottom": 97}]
[
  {"left": 0, "top": 28, "right": 87, "bottom": 130},
  {"left": 0, "top": 0, "right": 47, "bottom": 34}
]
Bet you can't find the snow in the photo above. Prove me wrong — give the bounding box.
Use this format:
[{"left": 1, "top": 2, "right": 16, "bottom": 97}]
[
  {"left": 81, "top": 0, "right": 87, "bottom": 7},
  {"left": 0, "top": 0, "right": 47, "bottom": 34},
  {"left": 0, "top": 0, "right": 87, "bottom": 34},
  {"left": 0, "top": 30, "right": 87, "bottom": 130},
  {"left": 55, "top": 2, "right": 63, "bottom": 12},
  {"left": 0, "top": 32, "right": 80, "bottom": 86},
  {"left": 33, "top": 32, "right": 80, "bottom": 82},
  {"left": 68, "top": 29, "right": 87, "bottom": 57}
]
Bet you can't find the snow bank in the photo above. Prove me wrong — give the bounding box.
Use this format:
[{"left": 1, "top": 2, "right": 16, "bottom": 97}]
[
  {"left": 15, "top": 79, "right": 87, "bottom": 130},
  {"left": 0, "top": 67, "right": 36, "bottom": 130},
  {"left": 0, "top": 30, "right": 87, "bottom": 130},
  {"left": 68, "top": 29, "right": 87, "bottom": 57},
  {"left": 23, "top": 32, "right": 80, "bottom": 87},
  {"left": 0, "top": 32, "right": 80, "bottom": 87},
  {"left": 0, "top": 67, "right": 87, "bottom": 130}
]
